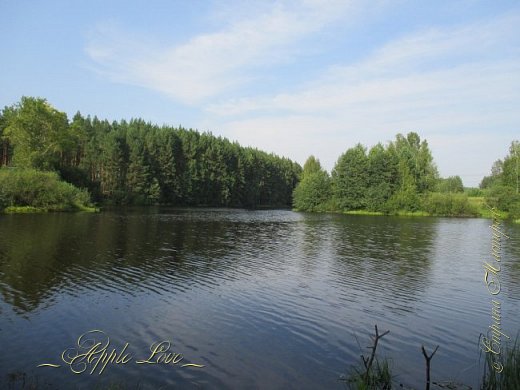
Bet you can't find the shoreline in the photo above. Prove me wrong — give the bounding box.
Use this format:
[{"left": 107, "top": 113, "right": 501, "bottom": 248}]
[
  {"left": 294, "top": 195, "right": 520, "bottom": 222},
  {"left": 294, "top": 205, "right": 516, "bottom": 221},
  {"left": 2, "top": 203, "right": 518, "bottom": 223},
  {"left": 2, "top": 205, "right": 99, "bottom": 214}
]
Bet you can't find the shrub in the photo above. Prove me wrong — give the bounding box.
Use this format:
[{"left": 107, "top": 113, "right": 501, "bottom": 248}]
[
  {"left": 385, "top": 188, "right": 421, "bottom": 212},
  {"left": 485, "top": 185, "right": 520, "bottom": 219},
  {"left": 422, "top": 192, "right": 479, "bottom": 217},
  {"left": 465, "top": 187, "right": 485, "bottom": 197},
  {"left": 436, "top": 176, "right": 464, "bottom": 193},
  {"left": 0, "top": 168, "right": 92, "bottom": 211},
  {"left": 293, "top": 171, "right": 332, "bottom": 212}
]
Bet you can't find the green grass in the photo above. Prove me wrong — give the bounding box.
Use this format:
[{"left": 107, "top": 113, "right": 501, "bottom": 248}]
[
  {"left": 340, "top": 328, "right": 520, "bottom": 389},
  {"left": 313, "top": 194, "right": 516, "bottom": 220},
  {"left": 393, "top": 210, "right": 430, "bottom": 217},
  {"left": 344, "top": 358, "right": 393, "bottom": 389},
  {"left": 4, "top": 206, "right": 48, "bottom": 213},
  {"left": 344, "top": 210, "right": 431, "bottom": 217},
  {"left": 481, "top": 337, "right": 520, "bottom": 389},
  {"left": 77, "top": 205, "right": 101, "bottom": 213},
  {"left": 467, "top": 196, "right": 515, "bottom": 220},
  {"left": 469, "top": 197, "right": 487, "bottom": 215},
  {"left": 316, "top": 203, "right": 516, "bottom": 220},
  {"left": 3, "top": 204, "right": 98, "bottom": 214},
  {"left": 344, "top": 210, "right": 385, "bottom": 216}
]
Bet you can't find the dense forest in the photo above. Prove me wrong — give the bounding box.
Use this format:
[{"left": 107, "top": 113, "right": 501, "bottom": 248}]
[
  {"left": 293, "top": 133, "right": 520, "bottom": 219},
  {"left": 0, "top": 97, "right": 301, "bottom": 210},
  {"left": 0, "top": 96, "right": 518, "bottom": 219}
]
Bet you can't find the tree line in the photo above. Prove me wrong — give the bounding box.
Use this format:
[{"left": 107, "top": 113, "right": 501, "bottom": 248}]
[
  {"left": 294, "top": 132, "right": 440, "bottom": 213},
  {"left": 479, "top": 140, "right": 520, "bottom": 218},
  {"left": 0, "top": 97, "right": 301, "bottom": 208},
  {"left": 294, "top": 132, "right": 519, "bottom": 219},
  {"left": 1, "top": 96, "right": 517, "bottom": 218}
]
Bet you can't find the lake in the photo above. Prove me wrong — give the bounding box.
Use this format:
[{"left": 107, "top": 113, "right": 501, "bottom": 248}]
[{"left": 0, "top": 209, "right": 519, "bottom": 389}]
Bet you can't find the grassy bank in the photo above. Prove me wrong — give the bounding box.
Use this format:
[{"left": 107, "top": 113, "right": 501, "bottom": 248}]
[
  {"left": 306, "top": 195, "right": 517, "bottom": 221},
  {"left": 343, "top": 210, "right": 431, "bottom": 217},
  {"left": 468, "top": 197, "right": 507, "bottom": 219},
  {"left": 0, "top": 168, "right": 96, "bottom": 214},
  {"left": 4, "top": 205, "right": 98, "bottom": 213},
  {"left": 344, "top": 210, "right": 385, "bottom": 216},
  {"left": 343, "top": 328, "right": 520, "bottom": 390}
]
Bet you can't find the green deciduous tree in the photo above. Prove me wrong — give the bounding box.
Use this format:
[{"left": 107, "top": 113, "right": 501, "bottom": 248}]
[
  {"left": 502, "top": 141, "right": 520, "bottom": 194},
  {"left": 389, "top": 132, "right": 438, "bottom": 194},
  {"left": 483, "top": 140, "right": 520, "bottom": 218},
  {"left": 3, "top": 97, "right": 71, "bottom": 170},
  {"left": 293, "top": 156, "right": 331, "bottom": 211},
  {"left": 385, "top": 132, "right": 438, "bottom": 211},
  {"left": 332, "top": 144, "right": 368, "bottom": 210},
  {"left": 365, "top": 144, "right": 399, "bottom": 211},
  {"left": 0, "top": 110, "right": 13, "bottom": 166},
  {"left": 436, "top": 176, "right": 464, "bottom": 193}
]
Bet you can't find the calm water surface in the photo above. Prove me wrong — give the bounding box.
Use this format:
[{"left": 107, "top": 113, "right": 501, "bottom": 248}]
[{"left": 0, "top": 209, "right": 519, "bottom": 389}]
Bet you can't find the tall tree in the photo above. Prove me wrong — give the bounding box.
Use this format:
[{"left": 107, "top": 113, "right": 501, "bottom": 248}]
[
  {"left": 482, "top": 140, "right": 520, "bottom": 218},
  {"left": 332, "top": 144, "right": 368, "bottom": 210},
  {"left": 1, "top": 96, "right": 302, "bottom": 208},
  {"left": 293, "top": 156, "right": 331, "bottom": 211},
  {"left": 126, "top": 132, "right": 158, "bottom": 204},
  {"left": 100, "top": 130, "right": 128, "bottom": 201},
  {"left": 302, "top": 156, "right": 322, "bottom": 177},
  {"left": 385, "top": 132, "right": 438, "bottom": 211},
  {"left": 502, "top": 141, "right": 520, "bottom": 194},
  {"left": 3, "top": 97, "right": 71, "bottom": 170},
  {"left": 0, "top": 110, "right": 12, "bottom": 166},
  {"left": 480, "top": 160, "right": 503, "bottom": 189},
  {"left": 365, "top": 143, "right": 399, "bottom": 211},
  {"left": 154, "top": 130, "right": 182, "bottom": 203},
  {"left": 436, "top": 176, "right": 464, "bottom": 193},
  {"left": 389, "top": 132, "right": 438, "bottom": 194}
]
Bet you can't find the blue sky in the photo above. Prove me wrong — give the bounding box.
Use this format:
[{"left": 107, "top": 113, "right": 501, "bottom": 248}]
[{"left": 1, "top": 0, "right": 519, "bottom": 186}]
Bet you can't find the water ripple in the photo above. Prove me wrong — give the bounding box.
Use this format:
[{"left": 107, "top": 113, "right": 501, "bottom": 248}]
[{"left": 0, "top": 210, "right": 518, "bottom": 389}]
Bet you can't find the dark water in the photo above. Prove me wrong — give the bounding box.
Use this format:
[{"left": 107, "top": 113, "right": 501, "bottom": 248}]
[{"left": 0, "top": 209, "right": 519, "bottom": 389}]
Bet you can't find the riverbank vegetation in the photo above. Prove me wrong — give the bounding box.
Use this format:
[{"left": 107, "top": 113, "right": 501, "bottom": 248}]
[
  {"left": 0, "top": 168, "right": 94, "bottom": 212},
  {"left": 482, "top": 337, "right": 520, "bottom": 390},
  {"left": 1, "top": 96, "right": 518, "bottom": 218},
  {"left": 293, "top": 134, "right": 519, "bottom": 220},
  {"left": 343, "top": 327, "right": 520, "bottom": 390},
  {"left": 0, "top": 97, "right": 301, "bottom": 212},
  {"left": 479, "top": 141, "right": 520, "bottom": 221}
]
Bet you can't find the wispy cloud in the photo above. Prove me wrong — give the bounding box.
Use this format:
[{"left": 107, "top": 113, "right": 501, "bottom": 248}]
[
  {"left": 202, "top": 11, "right": 520, "bottom": 185},
  {"left": 207, "top": 11, "right": 520, "bottom": 117},
  {"left": 85, "top": 0, "right": 357, "bottom": 104},
  {"left": 85, "top": 4, "right": 520, "bottom": 186}
]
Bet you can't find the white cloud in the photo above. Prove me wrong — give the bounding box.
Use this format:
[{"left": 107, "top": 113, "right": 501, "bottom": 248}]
[
  {"left": 85, "top": 0, "right": 357, "bottom": 104},
  {"left": 200, "top": 11, "right": 520, "bottom": 186},
  {"left": 85, "top": 5, "right": 520, "bottom": 186},
  {"left": 207, "top": 11, "right": 520, "bottom": 116}
]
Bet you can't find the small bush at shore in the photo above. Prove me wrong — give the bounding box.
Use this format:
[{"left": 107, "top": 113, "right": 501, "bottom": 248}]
[
  {"left": 0, "top": 168, "right": 93, "bottom": 212},
  {"left": 422, "top": 192, "right": 479, "bottom": 217}
]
